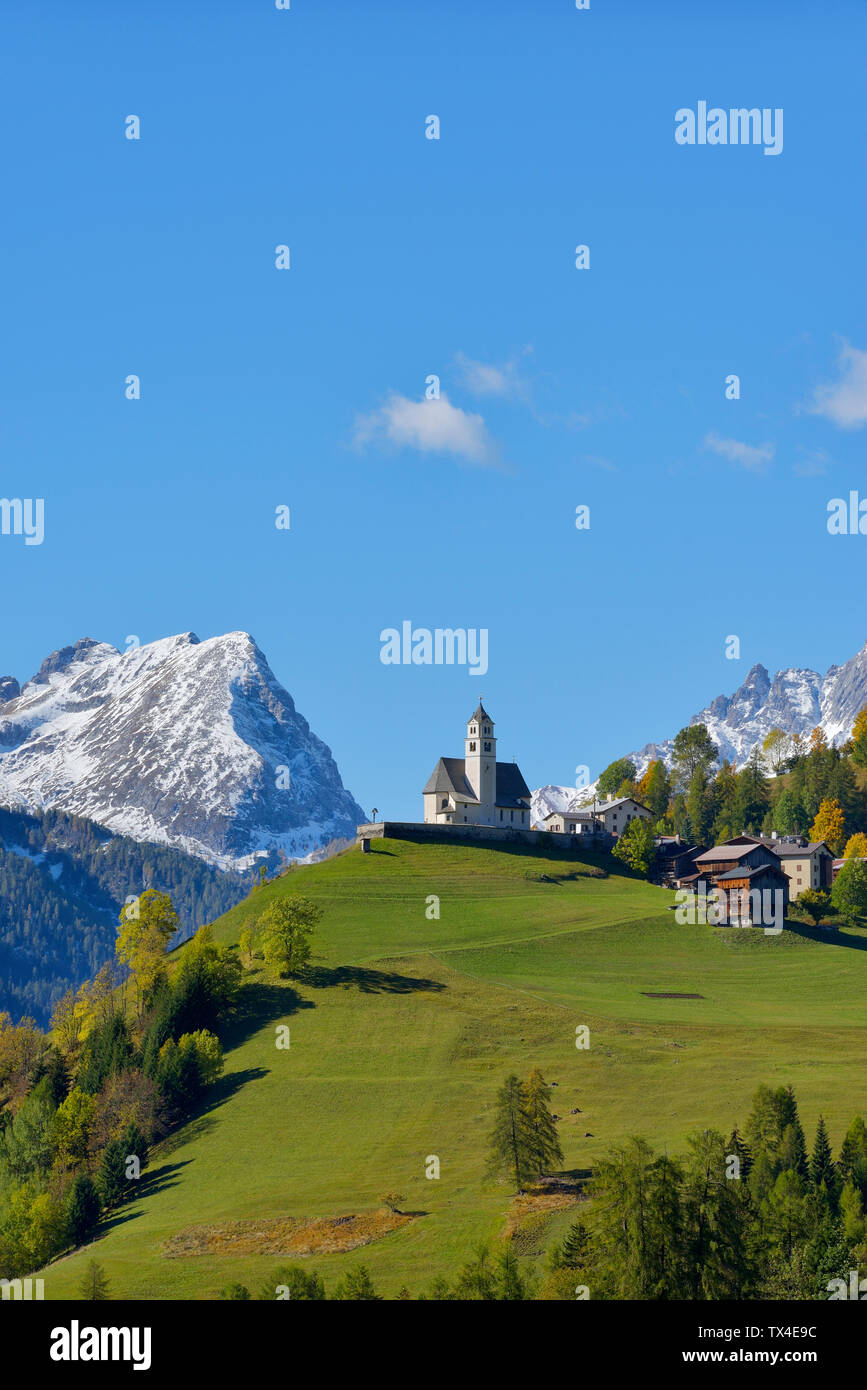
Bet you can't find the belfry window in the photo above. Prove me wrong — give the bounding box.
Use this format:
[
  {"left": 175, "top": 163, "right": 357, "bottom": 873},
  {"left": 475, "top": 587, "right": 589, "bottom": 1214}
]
[
  {"left": 483, "top": 741, "right": 491, "bottom": 751},
  {"left": 469, "top": 741, "right": 477, "bottom": 751}
]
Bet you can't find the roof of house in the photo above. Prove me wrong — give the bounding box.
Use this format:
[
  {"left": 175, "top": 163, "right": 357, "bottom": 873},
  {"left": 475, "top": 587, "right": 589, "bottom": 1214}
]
[
  {"left": 726, "top": 834, "right": 831, "bottom": 858},
  {"left": 772, "top": 841, "right": 830, "bottom": 858},
  {"left": 596, "top": 797, "right": 651, "bottom": 814},
  {"left": 716, "top": 864, "right": 788, "bottom": 882},
  {"left": 543, "top": 810, "right": 595, "bottom": 822},
  {"left": 423, "top": 756, "right": 530, "bottom": 808},
  {"left": 656, "top": 842, "right": 703, "bottom": 860},
  {"left": 695, "top": 844, "right": 764, "bottom": 863}
]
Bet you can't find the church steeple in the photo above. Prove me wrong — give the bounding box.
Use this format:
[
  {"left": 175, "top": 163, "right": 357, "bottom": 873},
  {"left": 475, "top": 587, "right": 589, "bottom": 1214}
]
[{"left": 465, "top": 700, "right": 496, "bottom": 810}]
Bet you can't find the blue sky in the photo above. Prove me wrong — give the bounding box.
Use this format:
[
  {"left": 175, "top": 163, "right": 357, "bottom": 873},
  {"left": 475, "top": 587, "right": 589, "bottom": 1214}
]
[{"left": 1, "top": 0, "right": 866, "bottom": 823}]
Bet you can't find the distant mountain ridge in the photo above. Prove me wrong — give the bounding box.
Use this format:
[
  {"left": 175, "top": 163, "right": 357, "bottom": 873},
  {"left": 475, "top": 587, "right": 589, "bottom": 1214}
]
[
  {"left": 0, "top": 631, "right": 366, "bottom": 869},
  {"left": 532, "top": 639, "right": 867, "bottom": 824}
]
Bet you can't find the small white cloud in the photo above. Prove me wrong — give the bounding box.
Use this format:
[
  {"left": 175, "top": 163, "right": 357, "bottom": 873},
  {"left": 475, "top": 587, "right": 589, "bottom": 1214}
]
[
  {"left": 354, "top": 392, "right": 495, "bottom": 465},
  {"left": 793, "top": 447, "right": 831, "bottom": 478},
  {"left": 703, "top": 431, "right": 775, "bottom": 473},
  {"left": 808, "top": 343, "right": 867, "bottom": 429},
  {"left": 454, "top": 353, "right": 514, "bottom": 396}
]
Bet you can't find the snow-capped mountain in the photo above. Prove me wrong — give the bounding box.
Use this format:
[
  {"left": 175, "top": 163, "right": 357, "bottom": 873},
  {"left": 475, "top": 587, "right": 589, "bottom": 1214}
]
[
  {"left": 531, "top": 639, "right": 867, "bottom": 823},
  {"left": 0, "top": 632, "right": 366, "bottom": 868}
]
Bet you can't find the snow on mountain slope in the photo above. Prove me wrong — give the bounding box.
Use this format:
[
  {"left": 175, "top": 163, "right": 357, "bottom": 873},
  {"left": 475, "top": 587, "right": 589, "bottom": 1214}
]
[
  {"left": 531, "top": 639, "right": 867, "bottom": 822},
  {"left": 0, "top": 632, "right": 366, "bottom": 868}
]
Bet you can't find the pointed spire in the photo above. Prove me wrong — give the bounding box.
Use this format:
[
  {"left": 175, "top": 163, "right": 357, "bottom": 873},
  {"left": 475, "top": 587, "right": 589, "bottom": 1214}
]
[{"left": 468, "top": 699, "right": 492, "bottom": 726}]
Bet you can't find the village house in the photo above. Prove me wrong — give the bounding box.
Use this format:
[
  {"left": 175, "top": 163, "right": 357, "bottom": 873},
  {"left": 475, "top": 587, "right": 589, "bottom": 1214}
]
[
  {"left": 422, "top": 701, "right": 532, "bottom": 828},
  {"left": 591, "top": 796, "right": 653, "bottom": 838},
  {"left": 542, "top": 810, "right": 599, "bottom": 836},
  {"left": 726, "top": 835, "right": 834, "bottom": 901},
  {"left": 683, "top": 840, "right": 790, "bottom": 924},
  {"left": 653, "top": 837, "right": 706, "bottom": 887}
]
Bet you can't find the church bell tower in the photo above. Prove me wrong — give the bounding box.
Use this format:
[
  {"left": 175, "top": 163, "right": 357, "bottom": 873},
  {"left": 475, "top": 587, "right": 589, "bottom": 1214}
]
[{"left": 465, "top": 700, "right": 496, "bottom": 817}]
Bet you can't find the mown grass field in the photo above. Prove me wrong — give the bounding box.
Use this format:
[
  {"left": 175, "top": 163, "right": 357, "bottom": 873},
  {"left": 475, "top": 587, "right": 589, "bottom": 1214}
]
[{"left": 40, "top": 836, "right": 867, "bottom": 1299}]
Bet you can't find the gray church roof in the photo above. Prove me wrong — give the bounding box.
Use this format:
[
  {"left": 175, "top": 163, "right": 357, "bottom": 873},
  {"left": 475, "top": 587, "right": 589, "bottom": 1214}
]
[
  {"left": 423, "top": 756, "right": 530, "bottom": 808},
  {"left": 468, "top": 701, "right": 493, "bottom": 726}
]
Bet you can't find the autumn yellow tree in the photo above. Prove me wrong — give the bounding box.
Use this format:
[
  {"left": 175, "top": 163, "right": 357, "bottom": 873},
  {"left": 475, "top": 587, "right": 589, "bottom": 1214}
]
[
  {"left": 852, "top": 707, "right": 867, "bottom": 768},
  {"left": 50, "top": 989, "right": 83, "bottom": 1061},
  {"left": 809, "top": 727, "right": 828, "bottom": 753},
  {"left": 810, "top": 798, "right": 846, "bottom": 855},
  {"left": 843, "top": 832, "right": 867, "bottom": 860},
  {"left": 115, "top": 889, "right": 179, "bottom": 1016}
]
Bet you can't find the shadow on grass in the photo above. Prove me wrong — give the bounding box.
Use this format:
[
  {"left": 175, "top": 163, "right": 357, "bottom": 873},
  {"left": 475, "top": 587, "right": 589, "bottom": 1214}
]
[
  {"left": 93, "top": 1160, "right": 191, "bottom": 1237},
  {"left": 303, "top": 964, "right": 446, "bottom": 995},
  {"left": 784, "top": 918, "right": 867, "bottom": 950},
  {"left": 220, "top": 979, "right": 314, "bottom": 1050}
]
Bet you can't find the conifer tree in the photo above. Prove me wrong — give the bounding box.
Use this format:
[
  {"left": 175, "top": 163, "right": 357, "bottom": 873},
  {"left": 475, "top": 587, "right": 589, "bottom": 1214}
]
[
  {"left": 560, "top": 1220, "right": 591, "bottom": 1269},
  {"left": 78, "top": 1259, "right": 111, "bottom": 1300},
  {"left": 95, "top": 1138, "right": 128, "bottom": 1209},
  {"left": 524, "top": 1067, "right": 563, "bottom": 1177},
  {"left": 487, "top": 1074, "right": 536, "bottom": 1192},
  {"left": 727, "top": 1126, "right": 752, "bottom": 1180},
  {"left": 65, "top": 1173, "right": 101, "bottom": 1247},
  {"left": 809, "top": 1115, "right": 838, "bottom": 1212}
]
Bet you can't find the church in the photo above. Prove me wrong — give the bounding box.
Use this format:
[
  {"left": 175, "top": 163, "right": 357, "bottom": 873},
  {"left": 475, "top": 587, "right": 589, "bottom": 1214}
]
[{"left": 422, "top": 702, "right": 532, "bottom": 828}]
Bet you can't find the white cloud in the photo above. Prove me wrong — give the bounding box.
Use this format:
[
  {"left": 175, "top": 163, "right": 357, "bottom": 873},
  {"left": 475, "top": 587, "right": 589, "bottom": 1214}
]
[
  {"left": 354, "top": 392, "right": 495, "bottom": 465},
  {"left": 808, "top": 343, "right": 867, "bottom": 429},
  {"left": 703, "top": 432, "right": 775, "bottom": 473},
  {"left": 454, "top": 352, "right": 517, "bottom": 397}
]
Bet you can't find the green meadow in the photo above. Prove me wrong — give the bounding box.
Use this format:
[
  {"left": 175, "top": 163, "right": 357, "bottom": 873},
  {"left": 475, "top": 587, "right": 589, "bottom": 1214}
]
[{"left": 40, "top": 837, "right": 867, "bottom": 1299}]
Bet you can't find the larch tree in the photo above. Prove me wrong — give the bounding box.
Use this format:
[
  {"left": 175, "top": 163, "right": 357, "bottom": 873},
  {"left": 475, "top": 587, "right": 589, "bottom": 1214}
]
[
  {"left": 524, "top": 1067, "right": 563, "bottom": 1177},
  {"left": 487, "top": 1074, "right": 536, "bottom": 1192}
]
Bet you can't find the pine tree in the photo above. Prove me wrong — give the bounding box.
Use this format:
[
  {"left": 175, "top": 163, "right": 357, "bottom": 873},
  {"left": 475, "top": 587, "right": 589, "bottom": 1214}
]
[
  {"left": 809, "top": 1116, "right": 838, "bottom": 1212},
  {"left": 119, "top": 1121, "right": 148, "bottom": 1180},
  {"left": 487, "top": 1074, "right": 536, "bottom": 1192},
  {"left": 560, "top": 1220, "right": 591, "bottom": 1269},
  {"left": 95, "top": 1138, "right": 128, "bottom": 1209},
  {"left": 727, "top": 1126, "right": 752, "bottom": 1179},
  {"left": 78, "top": 1259, "right": 110, "bottom": 1300},
  {"left": 524, "top": 1067, "right": 563, "bottom": 1177},
  {"left": 65, "top": 1173, "right": 101, "bottom": 1247}
]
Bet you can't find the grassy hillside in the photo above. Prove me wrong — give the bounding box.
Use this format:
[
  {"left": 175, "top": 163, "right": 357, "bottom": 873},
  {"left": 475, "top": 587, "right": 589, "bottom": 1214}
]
[{"left": 40, "top": 836, "right": 867, "bottom": 1299}]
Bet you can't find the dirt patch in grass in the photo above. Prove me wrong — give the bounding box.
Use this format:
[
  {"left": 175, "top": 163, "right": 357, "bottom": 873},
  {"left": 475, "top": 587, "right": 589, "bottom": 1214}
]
[
  {"left": 641, "top": 991, "right": 705, "bottom": 999},
  {"left": 162, "top": 1208, "right": 417, "bottom": 1259},
  {"left": 503, "top": 1179, "right": 585, "bottom": 1247}
]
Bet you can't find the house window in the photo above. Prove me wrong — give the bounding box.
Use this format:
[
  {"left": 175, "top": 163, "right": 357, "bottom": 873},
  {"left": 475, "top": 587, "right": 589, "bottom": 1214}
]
[
  {"left": 510, "top": 810, "right": 514, "bottom": 822},
  {"left": 441, "top": 798, "right": 448, "bottom": 809},
  {"left": 500, "top": 809, "right": 503, "bottom": 821}
]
